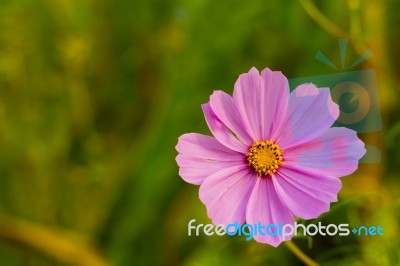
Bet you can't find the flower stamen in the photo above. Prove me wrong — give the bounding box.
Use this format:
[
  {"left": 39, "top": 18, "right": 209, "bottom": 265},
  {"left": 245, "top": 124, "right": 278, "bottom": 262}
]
[{"left": 246, "top": 141, "right": 283, "bottom": 177}]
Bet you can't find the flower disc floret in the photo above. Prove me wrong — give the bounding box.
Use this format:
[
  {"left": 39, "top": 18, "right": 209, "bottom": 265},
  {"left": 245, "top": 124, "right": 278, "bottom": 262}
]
[{"left": 246, "top": 141, "right": 283, "bottom": 177}]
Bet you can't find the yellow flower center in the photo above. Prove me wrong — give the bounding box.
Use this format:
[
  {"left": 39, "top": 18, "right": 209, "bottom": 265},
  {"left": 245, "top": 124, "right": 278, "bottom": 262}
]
[{"left": 246, "top": 141, "right": 283, "bottom": 177}]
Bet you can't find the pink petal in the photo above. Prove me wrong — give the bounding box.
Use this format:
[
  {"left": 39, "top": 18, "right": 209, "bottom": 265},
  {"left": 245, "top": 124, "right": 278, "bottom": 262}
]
[
  {"left": 176, "top": 133, "right": 243, "bottom": 185},
  {"left": 202, "top": 103, "right": 248, "bottom": 153},
  {"left": 199, "top": 165, "right": 256, "bottom": 225},
  {"left": 209, "top": 90, "right": 253, "bottom": 146},
  {"left": 176, "top": 133, "right": 242, "bottom": 161},
  {"left": 246, "top": 177, "right": 294, "bottom": 247},
  {"left": 276, "top": 84, "right": 339, "bottom": 148},
  {"left": 260, "top": 68, "right": 290, "bottom": 140},
  {"left": 233, "top": 67, "right": 290, "bottom": 141},
  {"left": 233, "top": 67, "right": 262, "bottom": 140},
  {"left": 283, "top": 127, "right": 366, "bottom": 177},
  {"left": 273, "top": 166, "right": 342, "bottom": 219}
]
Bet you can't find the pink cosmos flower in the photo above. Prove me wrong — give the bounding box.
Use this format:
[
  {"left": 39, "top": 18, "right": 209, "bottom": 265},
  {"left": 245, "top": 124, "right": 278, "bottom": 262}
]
[{"left": 175, "top": 67, "right": 366, "bottom": 246}]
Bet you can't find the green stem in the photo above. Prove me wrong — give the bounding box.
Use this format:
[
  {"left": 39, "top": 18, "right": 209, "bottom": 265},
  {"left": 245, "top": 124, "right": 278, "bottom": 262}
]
[
  {"left": 285, "top": 241, "right": 319, "bottom": 266},
  {"left": 297, "top": 0, "right": 368, "bottom": 56},
  {"left": 0, "top": 214, "right": 109, "bottom": 266},
  {"left": 298, "top": 0, "right": 349, "bottom": 38}
]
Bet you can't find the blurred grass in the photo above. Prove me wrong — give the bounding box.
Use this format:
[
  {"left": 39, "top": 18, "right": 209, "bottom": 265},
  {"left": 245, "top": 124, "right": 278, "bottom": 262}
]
[{"left": 0, "top": 0, "right": 399, "bottom": 265}]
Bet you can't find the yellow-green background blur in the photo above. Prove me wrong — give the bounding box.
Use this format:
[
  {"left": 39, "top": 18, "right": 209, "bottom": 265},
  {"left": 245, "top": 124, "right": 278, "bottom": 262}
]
[{"left": 0, "top": 0, "right": 399, "bottom": 265}]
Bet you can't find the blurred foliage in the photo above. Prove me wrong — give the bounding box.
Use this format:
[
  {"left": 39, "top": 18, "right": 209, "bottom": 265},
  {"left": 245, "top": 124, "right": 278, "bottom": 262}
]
[{"left": 0, "top": 0, "right": 399, "bottom": 265}]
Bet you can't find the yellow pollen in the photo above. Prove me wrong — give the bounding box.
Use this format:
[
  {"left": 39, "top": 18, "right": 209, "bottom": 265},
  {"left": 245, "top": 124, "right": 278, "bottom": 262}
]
[{"left": 246, "top": 141, "right": 283, "bottom": 177}]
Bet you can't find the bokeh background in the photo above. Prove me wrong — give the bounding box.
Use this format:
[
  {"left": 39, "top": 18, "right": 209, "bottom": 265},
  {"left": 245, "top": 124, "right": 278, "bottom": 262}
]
[{"left": 0, "top": 0, "right": 399, "bottom": 265}]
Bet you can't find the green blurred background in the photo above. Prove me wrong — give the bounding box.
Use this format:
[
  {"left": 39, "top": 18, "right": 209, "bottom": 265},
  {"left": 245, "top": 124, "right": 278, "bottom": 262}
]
[{"left": 0, "top": 0, "right": 399, "bottom": 265}]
